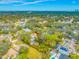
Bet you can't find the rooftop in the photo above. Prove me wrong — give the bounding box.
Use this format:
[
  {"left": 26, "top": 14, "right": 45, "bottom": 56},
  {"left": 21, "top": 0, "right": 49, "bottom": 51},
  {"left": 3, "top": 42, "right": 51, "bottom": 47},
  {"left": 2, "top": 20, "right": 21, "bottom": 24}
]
[{"left": 59, "top": 54, "right": 70, "bottom": 59}]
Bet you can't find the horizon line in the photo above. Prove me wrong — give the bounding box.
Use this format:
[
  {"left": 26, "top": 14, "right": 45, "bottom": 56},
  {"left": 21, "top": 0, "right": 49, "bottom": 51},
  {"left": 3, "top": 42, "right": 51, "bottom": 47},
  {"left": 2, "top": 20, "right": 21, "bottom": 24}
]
[{"left": 0, "top": 10, "right": 79, "bottom": 12}]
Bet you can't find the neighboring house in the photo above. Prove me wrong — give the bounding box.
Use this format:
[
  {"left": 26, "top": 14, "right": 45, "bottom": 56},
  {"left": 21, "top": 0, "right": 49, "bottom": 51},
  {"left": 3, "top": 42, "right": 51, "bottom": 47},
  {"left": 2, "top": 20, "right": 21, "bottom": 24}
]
[
  {"left": 58, "top": 46, "right": 69, "bottom": 55},
  {"left": 3, "top": 48, "right": 18, "bottom": 59},
  {"left": 0, "top": 34, "right": 12, "bottom": 40},
  {"left": 19, "top": 20, "right": 25, "bottom": 27},
  {"left": 23, "top": 28, "right": 31, "bottom": 32},
  {"left": 30, "top": 33, "right": 37, "bottom": 45},
  {"left": 50, "top": 48, "right": 70, "bottom": 59},
  {"left": 59, "top": 54, "right": 71, "bottom": 59},
  {"left": 62, "top": 38, "right": 77, "bottom": 54},
  {"left": 50, "top": 55, "right": 57, "bottom": 59},
  {"left": 2, "top": 43, "right": 20, "bottom": 59},
  {"left": 50, "top": 49, "right": 60, "bottom": 59},
  {"left": 50, "top": 53, "right": 60, "bottom": 59},
  {"left": 50, "top": 49, "right": 56, "bottom": 56},
  {"left": 0, "top": 23, "right": 10, "bottom": 31}
]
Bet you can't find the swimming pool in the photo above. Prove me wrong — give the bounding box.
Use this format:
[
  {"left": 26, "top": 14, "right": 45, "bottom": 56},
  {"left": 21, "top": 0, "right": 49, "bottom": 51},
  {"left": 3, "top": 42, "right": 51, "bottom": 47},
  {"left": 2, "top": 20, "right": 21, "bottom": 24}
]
[{"left": 50, "top": 56, "right": 55, "bottom": 59}]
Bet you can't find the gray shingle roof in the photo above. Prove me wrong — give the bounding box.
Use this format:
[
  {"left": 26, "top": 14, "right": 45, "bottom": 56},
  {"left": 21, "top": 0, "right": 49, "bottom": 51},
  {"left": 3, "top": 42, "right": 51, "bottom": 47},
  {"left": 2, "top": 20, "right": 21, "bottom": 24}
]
[{"left": 59, "top": 54, "right": 70, "bottom": 59}]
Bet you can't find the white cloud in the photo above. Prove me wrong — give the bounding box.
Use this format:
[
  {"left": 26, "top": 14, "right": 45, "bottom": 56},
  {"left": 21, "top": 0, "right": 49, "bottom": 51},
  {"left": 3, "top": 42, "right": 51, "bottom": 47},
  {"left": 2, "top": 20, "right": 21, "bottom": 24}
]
[
  {"left": 15, "top": 0, "right": 45, "bottom": 6},
  {"left": 0, "top": 0, "right": 20, "bottom": 4},
  {"left": 15, "top": 0, "right": 56, "bottom": 6},
  {"left": 0, "top": 0, "right": 56, "bottom": 5},
  {"left": 1, "top": 0, "right": 19, "bottom": 1}
]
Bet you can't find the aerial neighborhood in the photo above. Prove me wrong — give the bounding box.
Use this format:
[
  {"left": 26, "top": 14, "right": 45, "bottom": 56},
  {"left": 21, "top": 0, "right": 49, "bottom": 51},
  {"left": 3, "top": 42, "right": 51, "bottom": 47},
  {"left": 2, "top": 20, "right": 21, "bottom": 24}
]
[{"left": 0, "top": 12, "right": 79, "bottom": 59}]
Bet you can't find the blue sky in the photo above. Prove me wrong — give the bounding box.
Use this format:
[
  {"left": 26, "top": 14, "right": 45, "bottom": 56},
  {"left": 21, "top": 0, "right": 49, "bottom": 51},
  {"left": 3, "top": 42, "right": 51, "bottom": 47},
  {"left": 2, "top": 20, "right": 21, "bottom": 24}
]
[{"left": 0, "top": 0, "right": 79, "bottom": 11}]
